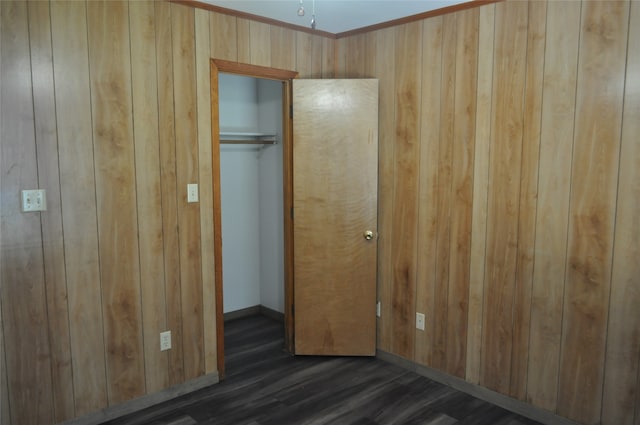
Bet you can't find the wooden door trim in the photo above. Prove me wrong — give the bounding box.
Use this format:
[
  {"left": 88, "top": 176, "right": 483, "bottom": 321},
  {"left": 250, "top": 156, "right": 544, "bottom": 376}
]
[{"left": 210, "top": 59, "right": 298, "bottom": 377}]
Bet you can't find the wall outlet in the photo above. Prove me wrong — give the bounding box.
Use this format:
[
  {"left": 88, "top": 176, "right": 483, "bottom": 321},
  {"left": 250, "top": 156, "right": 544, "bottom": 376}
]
[
  {"left": 416, "top": 312, "right": 425, "bottom": 331},
  {"left": 160, "top": 331, "right": 172, "bottom": 351},
  {"left": 376, "top": 301, "right": 381, "bottom": 317}
]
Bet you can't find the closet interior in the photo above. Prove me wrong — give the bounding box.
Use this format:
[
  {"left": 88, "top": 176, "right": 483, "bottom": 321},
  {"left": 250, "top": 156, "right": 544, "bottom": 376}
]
[{"left": 218, "top": 73, "right": 285, "bottom": 324}]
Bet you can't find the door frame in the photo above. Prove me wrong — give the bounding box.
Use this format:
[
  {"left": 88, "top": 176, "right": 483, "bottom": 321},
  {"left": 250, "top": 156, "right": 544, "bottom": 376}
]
[{"left": 210, "top": 59, "right": 298, "bottom": 377}]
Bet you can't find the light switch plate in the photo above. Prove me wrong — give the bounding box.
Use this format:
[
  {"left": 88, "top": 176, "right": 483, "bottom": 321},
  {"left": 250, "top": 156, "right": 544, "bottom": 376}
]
[
  {"left": 21, "top": 189, "right": 47, "bottom": 212},
  {"left": 416, "top": 312, "right": 425, "bottom": 331},
  {"left": 187, "top": 184, "right": 198, "bottom": 203}
]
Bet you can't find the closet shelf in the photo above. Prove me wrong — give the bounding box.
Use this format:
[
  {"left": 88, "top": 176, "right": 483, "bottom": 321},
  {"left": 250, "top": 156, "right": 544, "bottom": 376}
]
[{"left": 220, "top": 132, "right": 277, "bottom": 145}]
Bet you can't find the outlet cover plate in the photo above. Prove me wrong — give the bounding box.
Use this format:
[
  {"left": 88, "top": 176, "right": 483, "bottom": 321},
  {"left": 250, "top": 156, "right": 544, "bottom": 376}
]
[
  {"left": 416, "top": 313, "right": 425, "bottom": 331},
  {"left": 160, "top": 331, "right": 172, "bottom": 351}
]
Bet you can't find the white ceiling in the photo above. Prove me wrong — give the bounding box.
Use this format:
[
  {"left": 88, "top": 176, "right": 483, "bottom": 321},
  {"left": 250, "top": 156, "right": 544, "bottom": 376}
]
[{"left": 199, "top": 0, "right": 471, "bottom": 35}]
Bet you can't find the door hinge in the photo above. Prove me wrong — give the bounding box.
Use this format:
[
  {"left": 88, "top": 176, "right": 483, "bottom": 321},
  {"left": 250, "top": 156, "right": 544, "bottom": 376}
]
[
  {"left": 290, "top": 207, "right": 294, "bottom": 219},
  {"left": 289, "top": 105, "right": 293, "bottom": 119},
  {"left": 291, "top": 303, "right": 295, "bottom": 317}
]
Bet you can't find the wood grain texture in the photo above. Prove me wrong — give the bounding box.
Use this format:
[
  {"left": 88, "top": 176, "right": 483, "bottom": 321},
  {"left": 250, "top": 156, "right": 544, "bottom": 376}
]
[
  {"left": 602, "top": 5, "right": 640, "bottom": 424},
  {"left": 293, "top": 79, "right": 378, "bottom": 356},
  {"left": 445, "top": 8, "right": 478, "bottom": 379},
  {"left": 480, "top": 0, "right": 528, "bottom": 395},
  {"left": 432, "top": 13, "right": 455, "bottom": 371},
  {"left": 390, "top": 22, "right": 422, "bottom": 360},
  {"left": 321, "top": 37, "right": 335, "bottom": 78},
  {"left": 558, "top": 2, "right": 629, "bottom": 424},
  {"left": 210, "top": 11, "right": 237, "bottom": 61},
  {"left": 270, "top": 26, "right": 296, "bottom": 71},
  {"left": 465, "top": 3, "right": 494, "bottom": 385},
  {"left": 0, "top": 3, "right": 54, "bottom": 423},
  {"left": 296, "top": 32, "right": 323, "bottom": 78},
  {"left": 526, "top": 0, "right": 580, "bottom": 411},
  {"left": 415, "top": 16, "right": 442, "bottom": 368},
  {"left": 86, "top": 0, "right": 145, "bottom": 404},
  {"left": 155, "top": 0, "right": 185, "bottom": 387},
  {"left": 236, "top": 18, "right": 251, "bottom": 64},
  {"left": 374, "top": 26, "right": 396, "bottom": 354},
  {"left": 509, "top": 0, "right": 545, "bottom": 401},
  {"left": 602, "top": 4, "right": 640, "bottom": 423},
  {"left": 129, "top": 0, "right": 170, "bottom": 394},
  {"left": 171, "top": 2, "right": 205, "bottom": 381},
  {"left": 249, "top": 21, "right": 271, "bottom": 67},
  {"left": 194, "top": 8, "right": 217, "bottom": 375},
  {"left": 345, "top": 34, "right": 366, "bottom": 77},
  {"left": 50, "top": 0, "right": 108, "bottom": 415},
  {"left": 27, "top": 0, "right": 75, "bottom": 420}
]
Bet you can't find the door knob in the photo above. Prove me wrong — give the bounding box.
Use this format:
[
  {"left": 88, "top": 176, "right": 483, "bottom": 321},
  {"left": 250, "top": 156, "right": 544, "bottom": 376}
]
[{"left": 363, "top": 230, "right": 374, "bottom": 240}]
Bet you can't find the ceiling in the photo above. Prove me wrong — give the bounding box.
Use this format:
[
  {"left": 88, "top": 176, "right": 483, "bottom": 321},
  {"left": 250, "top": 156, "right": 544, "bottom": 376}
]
[{"left": 198, "top": 0, "right": 472, "bottom": 35}]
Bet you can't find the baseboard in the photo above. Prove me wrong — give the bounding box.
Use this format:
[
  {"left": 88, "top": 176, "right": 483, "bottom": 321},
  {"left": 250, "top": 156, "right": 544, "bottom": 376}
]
[
  {"left": 224, "top": 305, "right": 284, "bottom": 322},
  {"left": 259, "top": 305, "right": 284, "bottom": 322},
  {"left": 58, "top": 372, "right": 219, "bottom": 425},
  {"left": 224, "top": 305, "right": 262, "bottom": 321},
  {"left": 376, "top": 350, "right": 580, "bottom": 425}
]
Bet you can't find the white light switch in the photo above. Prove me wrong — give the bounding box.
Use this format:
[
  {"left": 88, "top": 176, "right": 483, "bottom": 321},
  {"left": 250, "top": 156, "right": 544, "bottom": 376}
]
[
  {"left": 21, "top": 189, "right": 47, "bottom": 212},
  {"left": 187, "top": 184, "right": 198, "bottom": 203}
]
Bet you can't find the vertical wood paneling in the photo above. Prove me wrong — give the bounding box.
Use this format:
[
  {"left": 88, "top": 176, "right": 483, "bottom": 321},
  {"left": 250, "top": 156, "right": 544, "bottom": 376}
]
[
  {"left": 271, "top": 26, "right": 296, "bottom": 71},
  {"left": 0, "top": 3, "right": 54, "bottom": 423},
  {"left": 466, "top": 3, "right": 494, "bottom": 385},
  {"left": 210, "top": 11, "right": 237, "bottom": 61},
  {"left": 26, "top": 0, "right": 74, "bottom": 420},
  {"left": 236, "top": 18, "right": 251, "bottom": 64},
  {"left": 321, "top": 37, "right": 335, "bottom": 78},
  {"left": 171, "top": 3, "right": 205, "bottom": 381},
  {"left": 194, "top": 8, "right": 217, "bottom": 375},
  {"left": 374, "top": 26, "right": 395, "bottom": 354},
  {"left": 50, "top": 0, "right": 108, "bottom": 415},
  {"left": 445, "top": 8, "right": 478, "bottom": 379},
  {"left": 509, "top": 0, "right": 545, "bottom": 400},
  {"left": 155, "top": 0, "right": 185, "bottom": 386},
  {"left": 481, "top": 0, "right": 528, "bottom": 395},
  {"left": 86, "top": 0, "right": 145, "bottom": 404},
  {"left": 389, "top": 22, "right": 422, "bottom": 360},
  {"left": 129, "top": 0, "right": 169, "bottom": 394},
  {"left": 295, "top": 32, "right": 313, "bottom": 78},
  {"left": 603, "top": 4, "right": 640, "bottom": 424},
  {"left": 345, "top": 34, "right": 366, "bottom": 77},
  {"left": 311, "top": 35, "right": 324, "bottom": 78},
  {"left": 249, "top": 21, "right": 271, "bottom": 67},
  {"left": 415, "top": 17, "right": 442, "bottom": 367},
  {"left": 526, "top": 1, "right": 580, "bottom": 411},
  {"left": 558, "top": 2, "right": 629, "bottom": 423},
  {"left": 432, "top": 13, "right": 456, "bottom": 371}
]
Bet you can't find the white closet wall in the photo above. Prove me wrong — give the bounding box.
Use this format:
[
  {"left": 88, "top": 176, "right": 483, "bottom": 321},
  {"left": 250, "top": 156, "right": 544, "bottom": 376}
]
[{"left": 219, "top": 74, "right": 284, "bottom": 314}]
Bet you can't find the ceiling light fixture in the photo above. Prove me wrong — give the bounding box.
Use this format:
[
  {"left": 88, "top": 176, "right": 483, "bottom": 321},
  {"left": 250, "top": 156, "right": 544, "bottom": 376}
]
[
  {"left": 297, "top": 0, "right": 305, "bottom": 16},
  {"left": 310, "top": 0, "right": 316, "bottom": 29}
]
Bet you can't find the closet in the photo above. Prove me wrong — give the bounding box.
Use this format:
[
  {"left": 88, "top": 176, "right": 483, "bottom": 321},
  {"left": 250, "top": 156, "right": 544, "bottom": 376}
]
[{"left": 218, "top": 73, "right": 285, "bottom": 321}]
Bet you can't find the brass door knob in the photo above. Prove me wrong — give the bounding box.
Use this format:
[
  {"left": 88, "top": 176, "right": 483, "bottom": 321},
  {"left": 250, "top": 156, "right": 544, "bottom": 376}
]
[{"left": 364, "top": 230, "right": 374, "bottom": 240}]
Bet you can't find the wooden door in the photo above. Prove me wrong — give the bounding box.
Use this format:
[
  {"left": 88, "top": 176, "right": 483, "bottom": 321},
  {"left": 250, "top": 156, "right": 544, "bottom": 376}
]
[{"left": 293, "top": 79, "right": 378, "bottom": 356}]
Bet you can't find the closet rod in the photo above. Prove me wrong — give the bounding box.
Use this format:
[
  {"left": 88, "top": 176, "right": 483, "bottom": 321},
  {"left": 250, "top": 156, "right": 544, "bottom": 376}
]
[{"left": 220, "top": 139, "right": 277, "bottom": 145}]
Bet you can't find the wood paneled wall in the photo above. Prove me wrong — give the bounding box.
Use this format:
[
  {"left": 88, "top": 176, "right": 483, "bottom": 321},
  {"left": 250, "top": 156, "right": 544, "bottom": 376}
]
[
  {"left": 0, "top": 1, "right": 333, "bottom": 424},
  {"left": 336, "top": 1, "right": 640, "bottom": 424},
  {"left": 2, "top": 0, "right": 639, "bottom": 424}
]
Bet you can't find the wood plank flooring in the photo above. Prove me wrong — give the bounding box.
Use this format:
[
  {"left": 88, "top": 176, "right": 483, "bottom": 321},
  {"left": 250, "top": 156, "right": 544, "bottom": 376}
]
[{"left": 103, "top": 315, "right": 543, "bottom": 425}]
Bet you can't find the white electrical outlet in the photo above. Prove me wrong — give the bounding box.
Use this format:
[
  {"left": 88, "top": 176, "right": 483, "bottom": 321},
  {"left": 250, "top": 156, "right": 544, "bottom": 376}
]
[
  {"left": 160, "top": 330, "right": 172, "bottom": 351},
  {"left": 187, "top": 183, "right": 198, "bottom": 203},
  {"left": 416, "top": 312, "right": 425, "bottom": 331},
  {"left": 21, "top": 189, "right": 47, "bottom": 212},
  {"left": 376, "top": 301, "right": 381, "bottom": 318}
]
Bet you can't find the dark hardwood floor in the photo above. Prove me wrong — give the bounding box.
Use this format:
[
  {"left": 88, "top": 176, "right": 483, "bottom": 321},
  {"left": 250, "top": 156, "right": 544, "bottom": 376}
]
[{"left": 103, "top": 315, "right": 543, "bottom": 425}]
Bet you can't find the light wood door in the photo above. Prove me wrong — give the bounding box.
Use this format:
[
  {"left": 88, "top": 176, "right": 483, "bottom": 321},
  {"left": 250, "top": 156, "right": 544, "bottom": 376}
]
[{"left": 293, "top": 79, "right": 378, "bottom": 356}]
